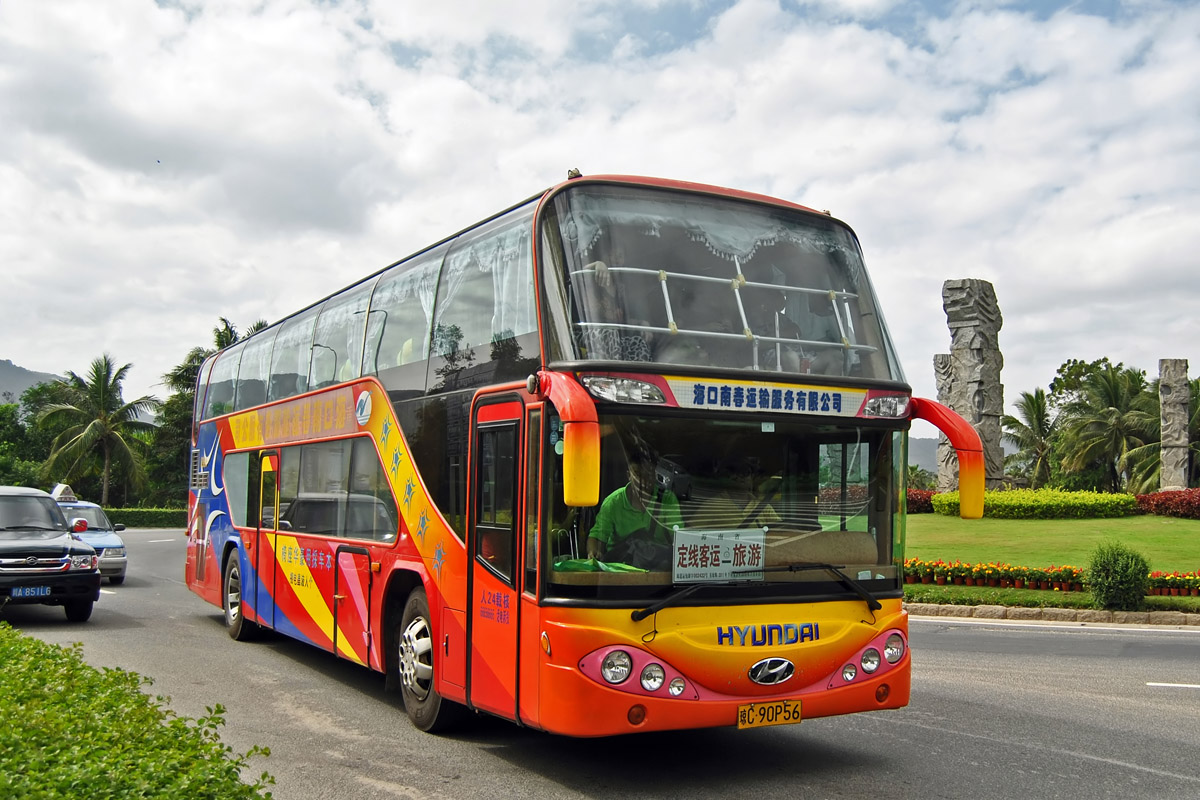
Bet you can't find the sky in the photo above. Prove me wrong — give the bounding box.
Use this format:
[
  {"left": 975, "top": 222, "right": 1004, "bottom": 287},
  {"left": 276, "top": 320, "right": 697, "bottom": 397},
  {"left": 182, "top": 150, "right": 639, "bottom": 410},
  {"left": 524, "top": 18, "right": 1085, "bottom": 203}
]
[{"left": 2, "top": 0, "right": 1198, "bottom": 438}]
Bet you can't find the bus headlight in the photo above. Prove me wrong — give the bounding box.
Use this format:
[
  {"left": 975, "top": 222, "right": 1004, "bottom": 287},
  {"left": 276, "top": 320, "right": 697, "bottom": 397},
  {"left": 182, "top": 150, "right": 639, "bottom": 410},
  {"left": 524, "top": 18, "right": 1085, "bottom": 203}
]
[
  {"left": 841, "top": 664, "right": 857, "bottom": 682},
  {"left": 579, "top": 376, "right": 666, "bottom": 405},
  {"left": 668, "top": 677, "right": 686, "bottom": 697},
  {"left": 640, "top": 663, "right": 665, "bottom": 692},
  {"left": 884, "top": 633, "right": 905, "bottom": 663},
  {"left": 601, "top": 650, "right": 633, "bottom": 684},
  {"left": 860, "top": 648, "right": 881, "bottom": 674}
]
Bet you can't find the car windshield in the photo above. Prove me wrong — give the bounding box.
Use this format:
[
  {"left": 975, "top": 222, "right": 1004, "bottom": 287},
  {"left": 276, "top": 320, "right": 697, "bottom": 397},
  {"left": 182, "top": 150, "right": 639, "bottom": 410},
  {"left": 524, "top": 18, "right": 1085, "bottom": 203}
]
[
  {"left": 540, "top": 411, "right": 903, "bottom": 604},
  {"left": 0, "top": 496, "right": 68, "bottom": 531},
  {"left": 62, "top": 506, "right": 112, "bottom": 530}
]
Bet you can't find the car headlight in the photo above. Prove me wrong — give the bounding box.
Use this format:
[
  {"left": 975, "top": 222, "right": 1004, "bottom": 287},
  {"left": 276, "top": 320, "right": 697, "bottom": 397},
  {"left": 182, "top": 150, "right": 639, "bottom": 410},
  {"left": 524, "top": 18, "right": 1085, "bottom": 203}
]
[
  {"left": 601, "top": 650, "right": 633, "bottom": 684},
  {"left": 860, "top": 648, "right": 881, "bottom": 674},
  {"left": 69, "top": 554, "right": 98, "bottom": 570},
  {"left": 640, "top": 663, "right": 665, "bottom": 692},
  {"left": 883, "top": 633, "right": 905, "bottom": 663},
  {"left": 104, "top": 547, "right": 126, "bottom": 558}
]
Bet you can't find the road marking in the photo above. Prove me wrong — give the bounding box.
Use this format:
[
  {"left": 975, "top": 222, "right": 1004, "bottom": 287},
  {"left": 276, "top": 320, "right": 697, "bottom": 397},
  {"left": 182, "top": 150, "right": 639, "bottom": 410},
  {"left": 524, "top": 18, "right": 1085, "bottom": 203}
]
[
  {"left": 148, "top": 539, "right": 174, "bottom": 543},
  {"left": 1147, "top": 682, "right": 1200, "bottom": 689}
]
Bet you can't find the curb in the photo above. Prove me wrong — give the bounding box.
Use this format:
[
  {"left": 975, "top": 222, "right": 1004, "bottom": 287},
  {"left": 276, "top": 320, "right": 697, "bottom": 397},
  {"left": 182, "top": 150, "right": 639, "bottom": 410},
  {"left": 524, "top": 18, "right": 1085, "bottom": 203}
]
[{"left": 904, "top": 603, "right": 1200, "bottom": 627}]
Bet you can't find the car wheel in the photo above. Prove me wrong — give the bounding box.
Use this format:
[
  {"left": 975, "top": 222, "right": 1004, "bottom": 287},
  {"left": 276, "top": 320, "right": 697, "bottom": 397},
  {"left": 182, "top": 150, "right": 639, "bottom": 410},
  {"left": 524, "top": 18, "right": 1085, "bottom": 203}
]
[
  {"left": 396, "top": 587, "right": 465, "bottom": 732},
  {"left": 223, "top": 554, "right": 259, "bottom": 641},
  {"left": 109, "top": 574, "right": 126, "bottom": 586},
  {"left": 64, "top": 599, "right": 93, "bottom": 623}
]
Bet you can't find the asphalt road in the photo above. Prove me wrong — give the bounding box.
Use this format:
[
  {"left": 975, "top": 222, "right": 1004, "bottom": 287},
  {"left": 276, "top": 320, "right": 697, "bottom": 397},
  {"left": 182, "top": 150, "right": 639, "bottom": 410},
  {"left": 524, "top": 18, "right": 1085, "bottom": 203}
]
[{"left": 7, "top": 530, "right": 1200, "bottom": 800}]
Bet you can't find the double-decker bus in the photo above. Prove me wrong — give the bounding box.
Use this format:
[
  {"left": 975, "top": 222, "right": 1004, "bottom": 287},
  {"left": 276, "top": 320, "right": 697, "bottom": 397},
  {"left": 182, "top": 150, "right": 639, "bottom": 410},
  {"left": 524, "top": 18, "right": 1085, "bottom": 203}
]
[{"left": 185, "top": 173, "right": 983, "bottom": 737}]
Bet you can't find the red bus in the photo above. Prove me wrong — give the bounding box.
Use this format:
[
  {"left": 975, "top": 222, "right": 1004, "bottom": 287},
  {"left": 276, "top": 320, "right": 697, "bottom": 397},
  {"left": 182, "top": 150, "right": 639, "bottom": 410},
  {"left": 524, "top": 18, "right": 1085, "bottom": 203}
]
[{"left": 185, "top": 173, "right": 982, "bottom": 737}]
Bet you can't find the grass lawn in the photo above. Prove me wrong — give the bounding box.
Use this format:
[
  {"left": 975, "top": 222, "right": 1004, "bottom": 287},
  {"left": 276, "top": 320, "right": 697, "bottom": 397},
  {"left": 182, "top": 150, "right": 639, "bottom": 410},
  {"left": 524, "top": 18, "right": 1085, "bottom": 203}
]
[{"left": 904, "top": 513, "right": 1200, "bottom": 572}]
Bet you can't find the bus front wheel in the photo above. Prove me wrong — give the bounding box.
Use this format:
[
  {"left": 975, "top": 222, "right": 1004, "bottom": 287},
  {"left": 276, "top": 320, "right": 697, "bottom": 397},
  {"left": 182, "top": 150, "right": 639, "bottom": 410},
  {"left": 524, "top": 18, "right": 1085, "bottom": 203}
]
[{"left": 396, "top": 587, "right": 464, "bottom": 733}]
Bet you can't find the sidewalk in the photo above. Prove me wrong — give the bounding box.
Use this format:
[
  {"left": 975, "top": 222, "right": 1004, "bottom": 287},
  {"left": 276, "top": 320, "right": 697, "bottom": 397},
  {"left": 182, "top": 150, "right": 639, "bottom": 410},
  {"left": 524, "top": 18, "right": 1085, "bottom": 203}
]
[{"left": 905, "top": 602, "right": 1200, "bottom": 626}]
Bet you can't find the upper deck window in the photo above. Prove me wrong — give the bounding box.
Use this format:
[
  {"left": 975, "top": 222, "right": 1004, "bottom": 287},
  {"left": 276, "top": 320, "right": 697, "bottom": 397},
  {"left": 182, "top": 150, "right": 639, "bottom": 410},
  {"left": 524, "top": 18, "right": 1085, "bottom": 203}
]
[{"left": 540, "top": 184, "right": 904, "bottom": 383}]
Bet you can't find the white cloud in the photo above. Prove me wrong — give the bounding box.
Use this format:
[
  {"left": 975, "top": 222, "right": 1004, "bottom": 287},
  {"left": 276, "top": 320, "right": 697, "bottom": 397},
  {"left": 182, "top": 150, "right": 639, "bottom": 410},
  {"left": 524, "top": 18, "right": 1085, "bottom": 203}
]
[{"left": 1, "top": 0, "right": 1197, "bottom": 433}]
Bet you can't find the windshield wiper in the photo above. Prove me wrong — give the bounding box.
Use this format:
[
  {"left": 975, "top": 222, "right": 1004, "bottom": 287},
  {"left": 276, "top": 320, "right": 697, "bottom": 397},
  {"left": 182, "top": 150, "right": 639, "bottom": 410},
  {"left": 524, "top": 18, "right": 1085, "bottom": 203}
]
[
  {"left": 733, "top": 562, "right": 882, "bottom": 612},
  {"left": 631, "top": 582, "right": 704, "bottom": 622}
]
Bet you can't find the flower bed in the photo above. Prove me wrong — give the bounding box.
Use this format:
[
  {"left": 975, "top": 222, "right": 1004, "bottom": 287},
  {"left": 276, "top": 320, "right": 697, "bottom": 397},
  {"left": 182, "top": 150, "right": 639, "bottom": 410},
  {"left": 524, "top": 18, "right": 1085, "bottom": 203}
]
[
  {"left": 1148, "top": 570, "right": 1200, "bottom": 596},
  {"left": 902, "top": 558, "right": 1089, "bottom": 591}
]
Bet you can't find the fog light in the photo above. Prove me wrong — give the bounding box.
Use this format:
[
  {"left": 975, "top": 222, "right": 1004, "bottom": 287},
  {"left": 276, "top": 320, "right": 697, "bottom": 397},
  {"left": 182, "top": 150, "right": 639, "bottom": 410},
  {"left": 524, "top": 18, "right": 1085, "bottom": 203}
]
[
  {"left": 601, "top": 650, "right": 632, "bottom": 684},
  {"left": 640, "top": 663, "right": 665, "bottom": 692},
  {"left": 876, "top": 684, "right": 891, "bottom": 703},
  {"left": 842, "top": 664, "right": 857, "bottom": 682},
  {"left": 861, "top": 648, "right": 881, "bottom": 674},
  {"left": 628, "top": 704, "right": 646, "bottom": 725},
  {"left": 668, "top": 677, "right": 686, "bottom": 697},
  {"left": 883, "top": 633, "right": 905, "bottom": 663}
]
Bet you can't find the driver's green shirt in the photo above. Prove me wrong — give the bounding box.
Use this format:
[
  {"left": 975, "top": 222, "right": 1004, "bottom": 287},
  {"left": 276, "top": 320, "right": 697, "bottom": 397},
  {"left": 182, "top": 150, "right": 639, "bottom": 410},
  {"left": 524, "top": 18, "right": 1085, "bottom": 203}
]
[{"left": 588, "top": 486, "right": 682, "bottom": 549}]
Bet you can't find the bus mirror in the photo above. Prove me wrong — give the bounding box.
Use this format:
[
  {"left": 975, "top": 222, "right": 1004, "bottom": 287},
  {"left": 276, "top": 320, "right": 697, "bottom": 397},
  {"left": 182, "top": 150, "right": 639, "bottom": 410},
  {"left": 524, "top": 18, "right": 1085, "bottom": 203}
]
[
  {"left": 561, "top": 420, "right": 600, "bottom": 507},
  {"left": 909, "top": 397, "right": 984, "bottom": 519}
]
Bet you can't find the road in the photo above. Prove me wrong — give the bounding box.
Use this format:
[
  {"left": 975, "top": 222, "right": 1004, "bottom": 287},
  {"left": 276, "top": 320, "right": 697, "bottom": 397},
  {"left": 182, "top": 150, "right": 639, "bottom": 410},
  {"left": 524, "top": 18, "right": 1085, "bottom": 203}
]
[{"left": 7, "top": 530, "right": 1200, "bottom": 800}]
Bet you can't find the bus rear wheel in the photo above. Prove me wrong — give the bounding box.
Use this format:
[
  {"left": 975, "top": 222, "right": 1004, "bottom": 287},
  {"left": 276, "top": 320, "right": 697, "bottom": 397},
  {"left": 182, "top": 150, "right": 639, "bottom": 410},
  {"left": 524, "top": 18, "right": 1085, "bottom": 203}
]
[
  {"left": 223, "top": 554, "right": 259, "bottom": 641},
  {"left": 396, "top": 587, "right": 464, "bottom": 733}
]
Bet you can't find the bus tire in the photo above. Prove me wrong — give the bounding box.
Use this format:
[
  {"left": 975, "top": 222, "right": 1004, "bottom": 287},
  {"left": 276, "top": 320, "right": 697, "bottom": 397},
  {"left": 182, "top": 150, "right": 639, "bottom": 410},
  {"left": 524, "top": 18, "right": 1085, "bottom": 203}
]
[
  {"left": 396, "top": 587, "right": 464, "bottom": 733},
  {"left": 223, "top": 553, "right": 259, "bottom": 641}
]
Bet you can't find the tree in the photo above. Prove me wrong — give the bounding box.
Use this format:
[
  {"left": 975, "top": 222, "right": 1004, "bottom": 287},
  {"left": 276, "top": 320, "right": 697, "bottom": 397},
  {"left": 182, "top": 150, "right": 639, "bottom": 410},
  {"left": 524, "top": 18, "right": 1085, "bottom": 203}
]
[
  {"left": 1001, "top": 388, "right": 1057, "bottom": 489},
  {"left": 1056, "top": 365, "right": 1156, "bottom": 492},
  {"left": 38, "top": 355, "right": 160, "bottom": 506}
]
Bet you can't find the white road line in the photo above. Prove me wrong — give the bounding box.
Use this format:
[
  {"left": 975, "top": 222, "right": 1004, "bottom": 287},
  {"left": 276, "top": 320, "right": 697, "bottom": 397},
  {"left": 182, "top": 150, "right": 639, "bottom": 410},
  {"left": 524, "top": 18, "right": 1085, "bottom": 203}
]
[
  {"left": 147, "top": 539, "right": 174, "bottom": 543},
  {"left": 1146, "top": 682, "right": 1200, "bottom": 689}
]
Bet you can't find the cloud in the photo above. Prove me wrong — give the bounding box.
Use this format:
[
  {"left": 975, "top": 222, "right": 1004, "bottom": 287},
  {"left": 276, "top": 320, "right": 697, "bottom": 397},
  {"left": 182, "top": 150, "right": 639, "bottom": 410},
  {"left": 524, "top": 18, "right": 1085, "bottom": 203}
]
[{"left": 0, "top": 0, "right": 1197, "bottom": 429}]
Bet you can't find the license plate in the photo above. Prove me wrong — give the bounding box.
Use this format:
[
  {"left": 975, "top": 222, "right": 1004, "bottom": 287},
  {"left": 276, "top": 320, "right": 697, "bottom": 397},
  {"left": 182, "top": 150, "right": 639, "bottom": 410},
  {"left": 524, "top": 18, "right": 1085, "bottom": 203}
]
[
  {"left": 12, "top": 585, "right": 52, "bottom": 599},
  {"left": 737, "top": 699, "right": 802, "bottom": 730}
]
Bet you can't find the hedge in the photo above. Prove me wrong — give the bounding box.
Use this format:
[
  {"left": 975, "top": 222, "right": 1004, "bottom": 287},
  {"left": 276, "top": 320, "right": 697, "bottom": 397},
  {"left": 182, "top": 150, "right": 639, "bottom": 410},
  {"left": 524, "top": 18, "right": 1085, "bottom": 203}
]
[
  {"left": 0, "top": 623, "right": 273, "bottom": 799},
  {"left": 105, "top": 508, "right": 188, "bottom": 528},
  {"left": 1135, "top": 489, "right": 1200, "bottom": 520},
  {"left": 931, "top": 488, "right": 1138, "bottom": 519}
]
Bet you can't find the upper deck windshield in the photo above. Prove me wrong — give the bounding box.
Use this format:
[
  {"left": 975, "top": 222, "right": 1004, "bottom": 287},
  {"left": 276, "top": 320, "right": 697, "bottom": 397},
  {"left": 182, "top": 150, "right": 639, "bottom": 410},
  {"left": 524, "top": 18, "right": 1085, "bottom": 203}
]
[
  {"left": 540, "top": 183, "right": 905, "bottom": 382},
  {"left": 541, "top": 412, "right": 904, "bottom": 605}
]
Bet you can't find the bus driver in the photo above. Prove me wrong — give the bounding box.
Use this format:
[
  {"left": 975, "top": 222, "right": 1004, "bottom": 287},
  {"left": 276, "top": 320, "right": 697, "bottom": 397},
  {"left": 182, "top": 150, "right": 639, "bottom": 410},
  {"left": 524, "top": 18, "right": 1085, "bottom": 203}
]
[{"left": 586, "top": 453, "right": 682, "bottom": 570}]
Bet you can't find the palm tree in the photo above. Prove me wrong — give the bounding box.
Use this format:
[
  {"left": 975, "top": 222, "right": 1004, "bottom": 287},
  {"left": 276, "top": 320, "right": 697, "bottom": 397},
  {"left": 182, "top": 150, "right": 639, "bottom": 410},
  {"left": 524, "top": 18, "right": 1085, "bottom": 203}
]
[
  {"left": 38, "top": 355, "right": 160, "bottom": 505},
  {"left": 1057, "top": 366, "right": 1156, "bottom": 492},
  {"left": 162, "top": 317, "right": 268, "bottom": 394},
  {"left": 1002, "top": 388, "right": 1057, "bottom": 489}
]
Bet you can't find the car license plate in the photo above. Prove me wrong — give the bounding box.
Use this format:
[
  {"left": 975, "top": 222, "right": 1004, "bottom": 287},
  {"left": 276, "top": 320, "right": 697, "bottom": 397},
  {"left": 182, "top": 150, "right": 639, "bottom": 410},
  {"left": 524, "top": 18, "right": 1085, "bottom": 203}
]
[
  {"left": 737, "top": 699, "right": 802, "bottom": 730},
  {"left": 12, "top": 585, "right": 52, "bottom": 599}
]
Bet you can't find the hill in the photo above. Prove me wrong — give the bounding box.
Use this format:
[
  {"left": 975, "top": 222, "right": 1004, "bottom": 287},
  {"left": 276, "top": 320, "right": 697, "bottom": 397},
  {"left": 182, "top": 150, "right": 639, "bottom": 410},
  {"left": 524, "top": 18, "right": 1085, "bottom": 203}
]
[{"left": 0, "top": 359, "right": 61, "bottom": 403}]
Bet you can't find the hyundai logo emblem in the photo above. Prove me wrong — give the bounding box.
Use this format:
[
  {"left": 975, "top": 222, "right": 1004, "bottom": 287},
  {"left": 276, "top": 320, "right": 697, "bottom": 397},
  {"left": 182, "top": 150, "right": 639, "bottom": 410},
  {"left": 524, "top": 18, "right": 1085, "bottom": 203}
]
[{"left": 749, "top": 657, "right": 795, "bottom": 686}]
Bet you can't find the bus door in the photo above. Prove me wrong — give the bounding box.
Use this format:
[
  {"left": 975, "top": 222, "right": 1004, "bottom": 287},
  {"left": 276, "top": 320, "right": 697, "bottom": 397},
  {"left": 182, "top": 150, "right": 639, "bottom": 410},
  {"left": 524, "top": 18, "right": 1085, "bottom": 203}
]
[
  {"left": 332, "top": 545, "right": 372, "bottom": 667},
  {"left": 467, "top": 396, "right": 522, "bottom": 720},
  {"left": 254, "top": 451, "right": 280, "bottom": 630}
]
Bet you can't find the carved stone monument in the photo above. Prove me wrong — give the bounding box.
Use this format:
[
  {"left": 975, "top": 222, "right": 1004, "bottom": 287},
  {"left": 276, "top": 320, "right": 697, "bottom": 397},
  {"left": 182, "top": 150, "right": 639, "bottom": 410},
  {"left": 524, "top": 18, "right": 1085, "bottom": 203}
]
[
  {"left": 1159, "top": 358, "right": 1189, "bottom": 490},
  {"left": 934, "top": 279, "right": 1005, "bottom": 491}
]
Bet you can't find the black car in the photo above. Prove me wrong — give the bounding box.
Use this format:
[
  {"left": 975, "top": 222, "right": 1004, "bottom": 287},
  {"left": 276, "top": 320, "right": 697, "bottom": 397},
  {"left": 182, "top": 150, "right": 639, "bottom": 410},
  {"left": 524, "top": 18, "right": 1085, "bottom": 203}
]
[{"left": 0, "top": 486, "right": 101, "bottom": 622}]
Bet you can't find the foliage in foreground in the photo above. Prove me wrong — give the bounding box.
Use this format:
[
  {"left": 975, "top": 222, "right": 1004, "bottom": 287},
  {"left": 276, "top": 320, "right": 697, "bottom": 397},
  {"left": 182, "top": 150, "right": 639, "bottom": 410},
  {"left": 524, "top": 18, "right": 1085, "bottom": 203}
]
[
  {"left": 1088, "top": 541, "right": 1152, "bottom": 611},
  {"left": 931, "top": 488, "right": 1138, "bottom": 519},
  {"left": 0, "top": 624, "right": 273, "bottom": 800}
]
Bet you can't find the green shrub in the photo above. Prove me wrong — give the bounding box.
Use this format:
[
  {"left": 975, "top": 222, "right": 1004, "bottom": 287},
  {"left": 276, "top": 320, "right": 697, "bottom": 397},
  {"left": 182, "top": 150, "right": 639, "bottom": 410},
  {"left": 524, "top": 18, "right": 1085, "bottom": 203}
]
[
  {"left": 0, "top": 623, "right": 273, "bottom": 799},
  {"left": 106, "top": 507, "right": 188, "bottom": 528},
  {"left": 1087, "top": 541, "right": 1151, "bottom": 611},
  {"left": 931, "top": 489, "right": 1138, "bottom": 519}
]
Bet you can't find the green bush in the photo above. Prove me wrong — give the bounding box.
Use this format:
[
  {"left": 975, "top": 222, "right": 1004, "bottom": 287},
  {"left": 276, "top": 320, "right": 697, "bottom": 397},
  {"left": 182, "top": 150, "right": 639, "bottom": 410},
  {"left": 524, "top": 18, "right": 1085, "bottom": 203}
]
[
  {"left": 0, "top": 623, "right": 273, "bottom": 799},
  {"left": 1087, "top": 541, "right": 1151, "bottom": 611},
  {"left": 106, "top": 507, "right": 188, "bottom": 528},
  {"left": 931, "top": 489, "right": 1138, "bottom": 519}
]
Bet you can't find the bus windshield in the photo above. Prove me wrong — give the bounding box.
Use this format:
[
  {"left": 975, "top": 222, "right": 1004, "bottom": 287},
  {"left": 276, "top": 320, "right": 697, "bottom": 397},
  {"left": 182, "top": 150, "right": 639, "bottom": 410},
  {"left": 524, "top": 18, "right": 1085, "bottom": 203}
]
[
  {"left": 541, "top": 184, "right": 904, "bottom": 382},
  {"left": 542, "top": 410, "right": 902, "bottom": 603}
]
